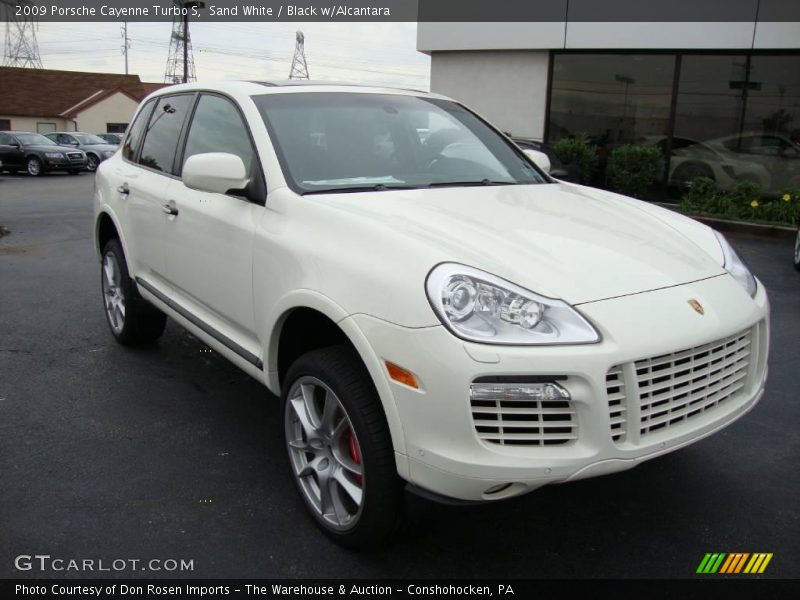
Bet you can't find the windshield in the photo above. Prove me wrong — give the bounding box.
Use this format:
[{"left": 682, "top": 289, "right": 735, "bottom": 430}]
[
  {"left": 17, "top": 133, "right": 56, "bottom": 146},
  {"left": 75, "top": 133, "right": 108, "bottom": 145},
  {"left": 253, "top": 92, "right": 547, "bottom": 194}
]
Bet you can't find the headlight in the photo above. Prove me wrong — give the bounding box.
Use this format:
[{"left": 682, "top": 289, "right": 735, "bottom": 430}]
[
  {"left": 44, "top": 152, "right": 63, "bottom": 159},
  {"left": 426, "top": 263, "right": 600, "bottom": 345},
  {"left": 102, "top": 150, "right": 115, "bottom": 158},
  {"left": 713, "top": 231, "right": 757, "bottom": 297}
]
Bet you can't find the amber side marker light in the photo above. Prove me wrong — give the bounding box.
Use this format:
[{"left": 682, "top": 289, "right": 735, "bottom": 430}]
[{"left": 385, "top": 361, "right": 419, "bottom": 389}]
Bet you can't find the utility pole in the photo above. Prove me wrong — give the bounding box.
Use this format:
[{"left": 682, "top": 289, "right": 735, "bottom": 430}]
[
  {"left": 120, "top": 21, "right": 130, "bottom": 75},
  {"left": 288, "top": 31, "right": 310, "bottom": 80},
  {"left": 1, "top": 0, "right": 43, "bottom": 68}
]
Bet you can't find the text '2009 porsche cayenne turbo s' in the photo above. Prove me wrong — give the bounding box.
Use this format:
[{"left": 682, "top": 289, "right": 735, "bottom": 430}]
[{"left": 93, "top": 82, "right": 769, "bottom": 547}]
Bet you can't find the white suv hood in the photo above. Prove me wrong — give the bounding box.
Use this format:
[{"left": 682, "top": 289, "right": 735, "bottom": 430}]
[{"left": 315, "top": 182, "right": 725, "bottom": 307}]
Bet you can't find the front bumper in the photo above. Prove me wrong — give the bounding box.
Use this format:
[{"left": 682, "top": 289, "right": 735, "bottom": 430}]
[
  {"left": 44, "top": 153, "right": 87, "bottom": 170},
  {"left": 349, "top": 273, "right": 770, "bottom": 502}
]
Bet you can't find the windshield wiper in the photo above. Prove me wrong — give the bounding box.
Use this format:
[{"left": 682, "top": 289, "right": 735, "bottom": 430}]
[
  {"left": 302, "top": 184, "right": 420, "bottom": 195},
  {"left": 427, "top": 179, "right": 517, "bottom": 188}
]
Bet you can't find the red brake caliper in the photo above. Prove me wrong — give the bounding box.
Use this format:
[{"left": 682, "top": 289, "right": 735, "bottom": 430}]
[{"left": 346, "top": 428, "right": 363, "bottom": 485}]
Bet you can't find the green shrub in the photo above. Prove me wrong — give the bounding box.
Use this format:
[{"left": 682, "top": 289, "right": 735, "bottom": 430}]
[
  {"left": 680, "top": 177, "right": 717, "bottom": 214},
  {"left": 679, "top": 180, "right": 800, "bottom": 226},
  {"left": 606, "top": 144, "right": 664, "bottom": 198},
  {"left": 552, "top": 134, "right": 598, "bottom": 184},
  {"left": 775, "top": 188, "right": 800, "bottom": 225}
]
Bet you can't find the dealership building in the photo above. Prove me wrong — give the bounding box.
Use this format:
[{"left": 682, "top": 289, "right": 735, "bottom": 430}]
[{"left": 418, "top": 0, "right": 800, "bottom": 194}]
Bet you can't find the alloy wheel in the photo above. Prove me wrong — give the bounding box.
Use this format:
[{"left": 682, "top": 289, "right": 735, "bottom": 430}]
[
  {"left": 27, "top": 158, "right": 41, "bottom": 176},
  {"left": 102, "top": 250, "right": 126, "bottom": 334},
  {"left": 87, "top": 155, "right": 98, "bottom": 171},
  {"left": 284, "top": 376, "right": 365, "bottom": 531}
]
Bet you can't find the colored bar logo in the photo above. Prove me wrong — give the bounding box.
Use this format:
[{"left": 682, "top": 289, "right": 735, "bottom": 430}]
[{"left": 696, "top": 553, "right": 773, "bottom": 574}]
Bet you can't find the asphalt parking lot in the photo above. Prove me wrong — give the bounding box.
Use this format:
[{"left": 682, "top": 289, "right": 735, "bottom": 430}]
[{"left": 1, "top": 173, "right": 798, "bottom": 579}]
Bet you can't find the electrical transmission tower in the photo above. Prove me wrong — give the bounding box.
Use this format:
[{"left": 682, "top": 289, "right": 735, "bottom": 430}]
[
  {"left": 164, "top": 0, "right": 203, "bottom": 84},
  {"left": 1, "top": 0, "right": 43, "bottom": 68},
  {"left": 288, "top": 31, "right": 309, "bottom": 80}
]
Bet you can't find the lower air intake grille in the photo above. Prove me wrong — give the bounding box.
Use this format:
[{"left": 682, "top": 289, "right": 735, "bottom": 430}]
[
  {"left": 606, "top": 366, "right": 627, "bottom": 442},
  {"left": 470, "top": 390, "right": 576, "bottom": 447}
]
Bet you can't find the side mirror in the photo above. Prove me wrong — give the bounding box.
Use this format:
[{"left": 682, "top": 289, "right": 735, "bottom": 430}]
[
  {"left": 183, "top": 152, "right": 249, "bottom": 195},
  {"left": 9, "top": 141, "right": 20, "bottom": 148},
  {"left": 523, "top": 148, "right": 551, "bottom": 174}
]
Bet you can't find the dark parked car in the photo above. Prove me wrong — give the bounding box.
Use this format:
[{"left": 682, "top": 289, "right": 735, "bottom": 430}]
[
  {"left": 95, "top": 133, "right": 123, "bottom": 145},
  {"left": 0, "top": 131, "right": 87, "bottom": 176},
  {"left": 511, "top": 137, "right": 577, "bottom": 181},
  {"left": 44, "top": 132, "right": 118, "bottom": 172}
]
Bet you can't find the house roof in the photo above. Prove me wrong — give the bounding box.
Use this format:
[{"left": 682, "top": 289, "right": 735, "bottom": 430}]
[
  {"left": 0, "top": 67, "right": 168, "bottom": 118},
  {"left": 58, "top": 87, "right": 143, "bottom": 118}
]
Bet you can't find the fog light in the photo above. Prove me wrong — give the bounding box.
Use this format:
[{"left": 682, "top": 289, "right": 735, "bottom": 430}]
[{"left": 470, "top": 381, "right": 569, "bottom": 402}]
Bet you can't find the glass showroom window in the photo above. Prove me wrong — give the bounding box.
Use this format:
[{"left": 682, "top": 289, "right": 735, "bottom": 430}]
[
  {"left": 548, "top": 53, "right": 675, "bottom": 158},
  {"left": 548, "top": 52, "right": 800, "bottom": 198},
  {"left": 671, "top": 55, "right": 752, "bottom": 192},
  {"left": 738, "top": 56, "right": 800, "bottom": 195},
  {"left": 672, "top": 54, "right": 800, "bottom": 196}
]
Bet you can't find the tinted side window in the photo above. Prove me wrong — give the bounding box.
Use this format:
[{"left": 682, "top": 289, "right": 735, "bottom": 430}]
[
  {"left": 0, "top": 133, "right": 12, "bottom": 145},
  {"left": 123, "top": 99, "right": 155, "bottom": 161},
  {"left": 181, "top": 94, "right": 254, "bottom": 175},
  {"left": 139, "top": 95, "right": 193, "bottom": 174}
]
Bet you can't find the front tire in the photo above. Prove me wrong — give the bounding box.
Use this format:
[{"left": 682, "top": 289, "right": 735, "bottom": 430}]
[
  {"left": 86, "top": 154, "right": 99, "bottom": 172},
  {"left": 282, "top": 345, "right": 403, "bottom": 548},
  {"left": 794, "top": 227, "right": 800, "bottom": 271},
  {"left": 671, "top": 161, "right": 714, "bottom": 189},
  {"left": 101, "top": 239, "right": 166, "bottom": 345},
  {"left": 26, "top": 157, "right": 43, "bottom": 177}
]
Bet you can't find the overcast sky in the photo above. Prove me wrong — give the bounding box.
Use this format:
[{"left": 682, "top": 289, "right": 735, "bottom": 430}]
[{"left": 4, "top": 21, "right": 430, "bottom": 88}]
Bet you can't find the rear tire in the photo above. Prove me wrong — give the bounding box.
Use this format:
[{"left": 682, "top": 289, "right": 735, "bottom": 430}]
[
  {"left": 282, "top": 345, "right": 403, "bottom": 548},
  {"left": 101, "top": 239, "right": 166, "bottom": 345}
]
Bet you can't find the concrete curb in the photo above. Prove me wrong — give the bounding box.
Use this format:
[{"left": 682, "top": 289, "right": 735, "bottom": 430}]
[{"left": 654, "top": 202, "right": 796, "bottom": 241}]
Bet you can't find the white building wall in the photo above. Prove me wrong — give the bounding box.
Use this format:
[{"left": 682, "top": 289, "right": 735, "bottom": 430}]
[
  {"left": 419, "top": 20, "right": 800, "bottom": 53},
  {"left": 74, "top": 92, "right": 139, "bottom": 133},
  {"left": 430, "top": 51, "right": 550, "bottom": 140},
  {"left": 0, "top": 115, "right": 70, "bottom": 132},
  {"left": 418, "top": 22, "right": 566, "bottom": 51}
]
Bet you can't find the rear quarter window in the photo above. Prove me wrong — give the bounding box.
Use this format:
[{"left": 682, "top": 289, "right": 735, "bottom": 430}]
[{"left": 122, "top": 99, "right": 155, "bottom": 161}]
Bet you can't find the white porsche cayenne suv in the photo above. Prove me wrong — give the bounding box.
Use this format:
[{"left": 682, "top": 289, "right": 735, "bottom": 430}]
[{"left": 94, "top": 81, "right": 769, "bottom": 547}]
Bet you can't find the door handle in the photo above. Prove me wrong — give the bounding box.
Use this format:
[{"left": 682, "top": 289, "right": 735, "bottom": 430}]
[
  {"left": 161, "top": 201, "right": 179, "bottom": 216},
  {"left": 117, "top": 183, "right": 130, "bottom": 195}
]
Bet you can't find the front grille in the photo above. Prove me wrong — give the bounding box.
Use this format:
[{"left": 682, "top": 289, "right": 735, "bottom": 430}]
[
  {"left": 606, "top": 328, "right": 753, "bottom": 443},
  {"left": 471, "top": 394, "right": 577, "bottom": 447},
  {"left": 67, "top": 152, "right": 83, "bottom": 160}
]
